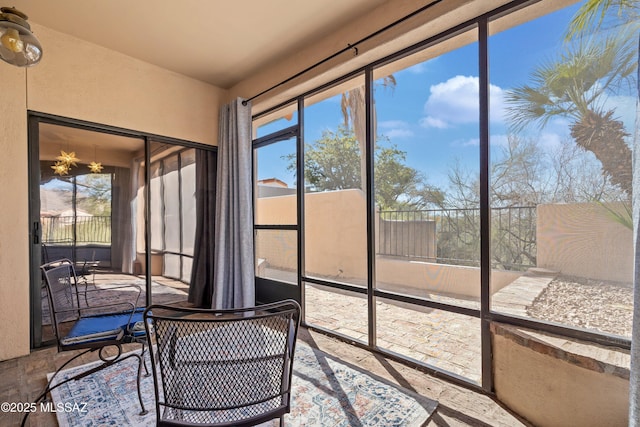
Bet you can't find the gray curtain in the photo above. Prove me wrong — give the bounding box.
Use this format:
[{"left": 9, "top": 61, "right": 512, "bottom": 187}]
[
  {"left": 188, "top": 149, "right": 218, "bottom": 307},
  {"left": 630, "top": 39, "right": 640, "bottom": 426},
  {"left": 212, "top": 98, "right": 255, "bottom": 309}
]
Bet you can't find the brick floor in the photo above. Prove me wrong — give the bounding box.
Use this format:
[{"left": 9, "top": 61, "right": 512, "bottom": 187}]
[{"left": 0, "top": 328, "right": 529, "bottom": 427}]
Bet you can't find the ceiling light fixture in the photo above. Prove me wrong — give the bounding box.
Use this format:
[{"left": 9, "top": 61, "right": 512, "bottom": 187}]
[
  {"left": 0, "top": 7, "right": 42, "bottom": 67},
  {"left": 51, "top": 161, "right": 69, "bottom": 176},
  {"left": 88, "top": 146, "right": 103, "bottom": 173},
  {"left": 56, "top": 150, "right": 80, "bottom": 168}
]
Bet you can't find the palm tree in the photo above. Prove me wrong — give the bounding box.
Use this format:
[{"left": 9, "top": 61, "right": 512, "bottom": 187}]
[
  {"left": 565, "top": 0, "right": 639, "bottom": 41},
  {"left": 340, "top": 75, "right": 396, "bottom": 190},
  {"left": 505, "top": 34, "right": 636, "bottom": 196}
]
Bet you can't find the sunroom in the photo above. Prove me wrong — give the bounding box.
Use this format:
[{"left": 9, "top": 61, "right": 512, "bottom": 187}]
[{"left": 0, "top": 0, "right": 637, "bottom": 426}]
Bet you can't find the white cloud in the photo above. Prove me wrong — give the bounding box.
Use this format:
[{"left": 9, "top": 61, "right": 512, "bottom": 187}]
[
  {"left": 461, "top": 138, "right": 479, "bottom": 147},
  {"left": 386, "top": 129, "right": 414, "bottom": 138},
  {"left": 538, "top": 132, "right": 563, "bottom": 151},
  {"left": 378, "top": 120, "right": 414, "bottom": 138},
  {"left": 406, "top": 62, "right": 428, "bottom": 74},
  {"left": 419, "top": 116, "right": 449, "bottom": 129},
  {"left": 420, "top": 75, "right": 507, "bottom": 128}
]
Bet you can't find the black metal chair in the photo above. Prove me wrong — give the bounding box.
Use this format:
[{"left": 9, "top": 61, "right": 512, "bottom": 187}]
[
  {"left": 23, "top": 259, "right": 149, "bottom": 426},
  {"left": 144, "top": 300, "right": 301, "bottom": 427},
  {"left": 41, "top": 242, "right": 99, "bottom": 307}
]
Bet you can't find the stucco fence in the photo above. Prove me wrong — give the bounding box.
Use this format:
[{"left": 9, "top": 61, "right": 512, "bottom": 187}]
[{"left": 255, "top": 190, "right": 633, "bottom": 299}]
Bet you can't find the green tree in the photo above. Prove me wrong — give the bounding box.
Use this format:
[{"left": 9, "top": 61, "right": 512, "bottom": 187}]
[
  {"left": 286, "top": 125, "right": 443, "bottom": 210},
  {"left": 76, "top": 173, "right": 112, "bottom": 215}
]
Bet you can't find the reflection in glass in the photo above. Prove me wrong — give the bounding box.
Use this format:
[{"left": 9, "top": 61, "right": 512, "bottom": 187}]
[
  {"left": 254, "top": 137, "right": 297, "bottom": 226},
  {"left": 254, "top": 103, "right": 298, "bottom": 139},
  {"left": 146, "top": 142, "right": 200, "bottom": 304}
]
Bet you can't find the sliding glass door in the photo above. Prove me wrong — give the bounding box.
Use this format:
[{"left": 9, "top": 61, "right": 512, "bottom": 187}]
[{"left": 30, "top": 115, "right": 215, "bottom": 347}]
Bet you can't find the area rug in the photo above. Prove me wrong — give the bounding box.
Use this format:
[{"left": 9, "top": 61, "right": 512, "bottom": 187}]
[{"left": 49, "top": 343, "right": 437, "bottom": 426}]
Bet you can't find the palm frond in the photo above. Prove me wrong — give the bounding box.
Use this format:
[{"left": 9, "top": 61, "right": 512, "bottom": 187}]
[
  {"left": 565, "top": 0, "right": 638, "bottom": 41},
  {"left": 598, "top": 201, "right": 633, "bottom": 229},
  {"left": 504, "top": 33, "right": 636, "bottom": 132}
]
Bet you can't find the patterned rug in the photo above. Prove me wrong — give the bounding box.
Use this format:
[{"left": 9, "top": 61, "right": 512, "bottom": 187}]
[{"left": 49, "top": 343, "right": 437, "bottom": 426}]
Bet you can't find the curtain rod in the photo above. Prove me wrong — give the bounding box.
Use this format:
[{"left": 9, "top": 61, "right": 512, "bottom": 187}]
[{"left": 242, "top": 0, "right": 443, "bottom": 106}]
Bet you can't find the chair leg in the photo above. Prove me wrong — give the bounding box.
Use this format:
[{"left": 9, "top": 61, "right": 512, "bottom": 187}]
[
  {"left": 133, "top": 352, "right": 149, "bottom": 415},
  {"left": 140, "top": 341, "right": 150, "bottom": 376}
]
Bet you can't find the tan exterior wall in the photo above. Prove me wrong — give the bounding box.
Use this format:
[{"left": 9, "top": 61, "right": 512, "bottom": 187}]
[
  {"left": 256, "top": 190, "right": 368, "bottom": 279},
  {"left": 537, "top": 203, "right": 633, "bottom": 283},
  {"left": 0, "top": 24, "right": 225, "bottom": 361},
  {"left": 304, "top": 190, "right": 368, "bottom": 279},
  {"left": 493, "top": 328, "right": 629, "bottom": 427},
  {"left": 376, "top": 258, "right": 520, "bottom": 298},
  {"left": 256, "top": 190, "right": 521, "bottom": 298}
]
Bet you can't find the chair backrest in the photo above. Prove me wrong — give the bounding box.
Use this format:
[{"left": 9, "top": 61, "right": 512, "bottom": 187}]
[
  {"left": 41, "top": 240, "right": 74, "bottom": 264},
  {"left": 144, "top": 300, "right": 301, "bottom": 427},
  {"left": 41, "top": 259, "right": 82, "bottom": 340}
]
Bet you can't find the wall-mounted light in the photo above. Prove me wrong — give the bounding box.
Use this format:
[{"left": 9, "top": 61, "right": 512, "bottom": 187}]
[{"left": 0, "top": 7, "right": 42, "bottom": 67}]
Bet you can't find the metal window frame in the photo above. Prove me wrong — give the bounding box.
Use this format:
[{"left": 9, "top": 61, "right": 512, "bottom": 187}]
[{"left": 251, "top": 0, "right": 632, "bottom": 396}]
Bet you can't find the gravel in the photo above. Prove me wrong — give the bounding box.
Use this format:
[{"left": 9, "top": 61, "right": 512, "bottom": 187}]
[{"left": 526, "top": 276, "right": 634, "bottom": 337}]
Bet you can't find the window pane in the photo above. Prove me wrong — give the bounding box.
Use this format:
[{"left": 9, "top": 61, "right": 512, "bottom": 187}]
[
  {"left": 255, "top": 229, "right": 297, "bottom": 284},
  {"left": 164, "top": 253, "right": 180, "bottom": 279},
  {"left": 376, "top": 297, "right": 481, "bottom": 384},
  {"left": 149, "top": 161, "right": 163, "bottom": 252},
  {"left": 254, "top": 137, "right": 297, "bottom": 226},
  {"left": 488, "top": 2, "right": 635, "bottom": 340},
  {"left": 181, "top": 149, "right": 196, "bottom": 256},
  {"left": 373, "top": 31, "right": 481, "bottom": 308},
  {"left": 303, "top": 75, "right": 368, "bottom": 288},
  {"left": 254, "top": 103, "right": 298, "bottom": 139},
  {"left": 163, "top": 154, "right": 180, "bottom": 253},
  {"left": 305, "top": 282, "right": 367, "bottom": 342}
]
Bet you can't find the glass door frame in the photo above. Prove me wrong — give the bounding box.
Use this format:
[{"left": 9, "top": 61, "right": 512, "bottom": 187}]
[
  {"left": 28, "top": 111, "right": 216, "bottom": 348},
  {"left": 252, "top": 112, "right": 303, "bottom": 307}
]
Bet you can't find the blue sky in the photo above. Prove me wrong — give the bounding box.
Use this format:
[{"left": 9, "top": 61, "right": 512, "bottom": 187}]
[{"left": 255, "top": 0, "right": 637, "bottom": 191}]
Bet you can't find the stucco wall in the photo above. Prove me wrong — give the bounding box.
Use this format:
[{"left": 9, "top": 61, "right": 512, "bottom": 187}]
[
  {"left": 256, "top": 190, "right": 368, "bottom": 279},
  {"left": 0, "top": 67, "right": 30, "bottom": 363},
  {"left": 256, "top": 190, "right": 520, "bottom": 298},
  {"left": 537, "top": 203, "right": 633, "bottom": 283},
  {"left": 492, "top": 324, "right": 629, "bottom": 426},
  {"left": 0, "top": 24, "right": 224, "bottom": 361},
  {"left": 376, "top": 258, "right": 520, "bottom": 298}
]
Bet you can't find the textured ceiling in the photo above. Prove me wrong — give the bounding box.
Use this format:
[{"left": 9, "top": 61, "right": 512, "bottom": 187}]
[{"left": 9, "top": 0, "right": 389, "bottom": 88}]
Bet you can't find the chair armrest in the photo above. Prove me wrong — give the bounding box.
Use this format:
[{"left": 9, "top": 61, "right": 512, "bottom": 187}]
[
  {"left": 55, "top": 301, "right": 137, "bottom": 317},
  {"left": 80, "top": 301, "right": 137, "bottom": 316}
]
